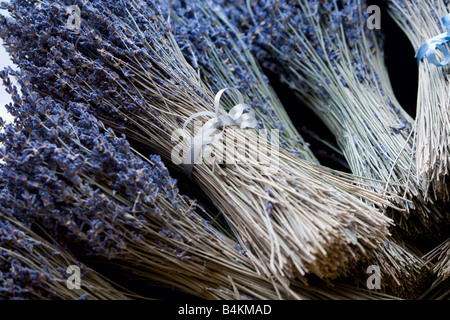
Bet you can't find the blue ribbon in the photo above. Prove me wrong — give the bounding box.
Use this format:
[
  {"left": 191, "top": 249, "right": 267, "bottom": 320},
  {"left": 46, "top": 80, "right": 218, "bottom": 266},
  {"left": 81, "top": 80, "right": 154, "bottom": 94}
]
[
  {"left": 182, "top": 88, "right": 257, "bottom": 177},
  {"left": 416, "top": 14, "right": 450, "bottom": 67}
]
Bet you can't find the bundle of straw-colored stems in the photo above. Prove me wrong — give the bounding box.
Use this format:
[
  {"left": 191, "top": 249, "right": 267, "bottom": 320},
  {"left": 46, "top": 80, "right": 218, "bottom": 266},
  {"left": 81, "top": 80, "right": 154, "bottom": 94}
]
[
  {"left": 418, "top": 237, "right": 450, "bottom": 300},
  {"left": 358, "top": 240, "right": 431, "bottom": 299},
  {"left": 167, "top": 0, "right": 318, "bottom": 163},
  {"left": 388, "top": 0, "right": 450, "bottom": 201},
  {"left": 424, "top": 237, "right": 450, "bottom": 280}
]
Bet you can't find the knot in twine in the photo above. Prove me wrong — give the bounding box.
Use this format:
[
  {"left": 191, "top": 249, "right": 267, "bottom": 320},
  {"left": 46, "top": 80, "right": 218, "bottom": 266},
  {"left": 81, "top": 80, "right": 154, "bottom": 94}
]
[{"left": 182, "top": 88, "right": 257, "bottom": 177}]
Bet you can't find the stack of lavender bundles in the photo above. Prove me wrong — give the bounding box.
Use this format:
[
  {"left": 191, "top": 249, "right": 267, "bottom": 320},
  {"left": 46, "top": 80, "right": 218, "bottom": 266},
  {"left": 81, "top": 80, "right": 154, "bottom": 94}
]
[
  {"left": 0, "top": 0, "right": 397, "bottom": 284},
  {"left": 165, "top": 0, "right": 433, "bottom": 298},
  {"left": 0, "top": 206, "right": 131, "bottom": 300},
  {"left": 0, "top": 69, "right": 402, "bottom": 300},
  {"left": 388, "top": 0, "right": 450, "bottom": 206},
  {"left": 0, "top": 69, "right": 302, "bottom": 300},
  {"left": 223, "top": 0, "right": 448, "bottom": 237},
  {"left": 166, "top": 0, "right": 317, "bottom": 163}
]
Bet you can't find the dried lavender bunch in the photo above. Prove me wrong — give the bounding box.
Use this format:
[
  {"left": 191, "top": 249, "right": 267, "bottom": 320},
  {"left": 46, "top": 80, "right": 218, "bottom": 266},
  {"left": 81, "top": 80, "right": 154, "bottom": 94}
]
[
  {"left": 0, "top": 206, "right": 131, "bottom": 300},
  {"left": 0, "top": 72, "right": 402, "bottom": 300},
  {"left": 223, "top": 0, "right": 438, "bottom": 294},
  {"left": 224, "top": 0, "right": 446, "bottom": 235},
  {"left": 388, "top": 0, "right": 450, "bottom": 202},
  {"left": 166, "top": 0, "right": 317, "bottom": 162},
  {"left": 167, "top": 1, "right": 434, "bottom": 297},
  {"left": 0, "top": 73, "right": 294, "bottom": 299},
  {"left": 0, "top": 0, "right": 397, "bottom": 281}
]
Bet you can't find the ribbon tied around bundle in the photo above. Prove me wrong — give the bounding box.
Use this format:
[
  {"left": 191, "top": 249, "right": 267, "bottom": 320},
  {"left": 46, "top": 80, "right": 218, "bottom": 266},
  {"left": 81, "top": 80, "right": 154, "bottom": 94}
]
[
  {"left": 416, "top": 14, "right": 450, "bottom": 67},
  {"left": 182, "top": 88, "right": 257, "bottom": 177}
]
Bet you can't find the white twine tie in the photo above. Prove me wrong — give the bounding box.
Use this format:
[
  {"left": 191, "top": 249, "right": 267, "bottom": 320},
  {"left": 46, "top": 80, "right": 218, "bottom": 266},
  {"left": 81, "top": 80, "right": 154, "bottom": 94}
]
[{"left": 183, "top": 88, "right": 257, "bottom": 177}]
